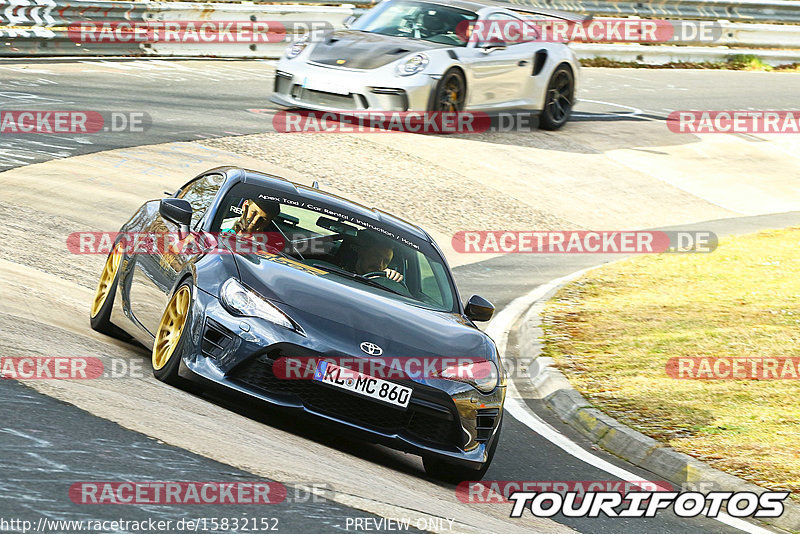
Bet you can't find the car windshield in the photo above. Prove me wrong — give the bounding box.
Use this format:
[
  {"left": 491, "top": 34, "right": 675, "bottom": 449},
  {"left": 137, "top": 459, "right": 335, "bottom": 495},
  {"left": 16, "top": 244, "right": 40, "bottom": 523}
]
[
  {"left": 210, "top": 182, "right": 459, "bottom": 313},
  {"left": 351, "top": 0, "right": 479, "bottom": 47}
]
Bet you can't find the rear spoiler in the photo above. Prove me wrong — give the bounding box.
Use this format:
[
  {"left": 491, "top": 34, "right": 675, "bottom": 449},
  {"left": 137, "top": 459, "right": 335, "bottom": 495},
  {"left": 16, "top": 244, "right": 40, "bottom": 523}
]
[{"left": 486, "top": 1, "right": 593, "bottom": 23}]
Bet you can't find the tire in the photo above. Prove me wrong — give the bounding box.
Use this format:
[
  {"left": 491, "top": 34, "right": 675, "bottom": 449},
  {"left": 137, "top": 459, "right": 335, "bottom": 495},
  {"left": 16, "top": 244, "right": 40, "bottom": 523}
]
[
  {"left": 152, "top": 282, "right": 193, "bottom": 386},
  {"left": 89, "top": 243, "right": 131, "bottom": 341},
  {"left": 423, "top": 413, "right": 502, "bottom": 483},
  {"left": 431, "top": 69, "right": 467, "bottom": 112},
  {"left": 540, "top": 64, "right": 574, "bottom": 131}
]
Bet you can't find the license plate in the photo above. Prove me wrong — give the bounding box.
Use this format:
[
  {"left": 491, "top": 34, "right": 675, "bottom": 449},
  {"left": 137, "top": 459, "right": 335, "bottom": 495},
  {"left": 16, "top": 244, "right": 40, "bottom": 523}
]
[
  {"left": 313, "top": 361, "right": 412, "bottom": 409},
  {"left": 302, "top": 75, "right": 350, "bottom": 95}
]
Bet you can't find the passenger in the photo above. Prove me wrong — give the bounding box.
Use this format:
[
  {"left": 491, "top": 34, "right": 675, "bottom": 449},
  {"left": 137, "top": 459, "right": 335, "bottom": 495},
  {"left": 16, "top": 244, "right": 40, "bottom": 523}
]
[{"left": 223, "top": 198, "right": 281, "bottom": 234}]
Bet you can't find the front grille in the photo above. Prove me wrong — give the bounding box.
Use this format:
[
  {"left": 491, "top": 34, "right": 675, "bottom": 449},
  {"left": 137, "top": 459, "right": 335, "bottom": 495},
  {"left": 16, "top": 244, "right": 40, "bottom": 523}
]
[
  {"left": 476, "top": 408, "right": 500, "bottom": 442},
  {"left": 290, "top": 85, "right": 358, "bottom": 110},
  {"left": 229, "top": 353, "right": 458, "bottom": 446}
]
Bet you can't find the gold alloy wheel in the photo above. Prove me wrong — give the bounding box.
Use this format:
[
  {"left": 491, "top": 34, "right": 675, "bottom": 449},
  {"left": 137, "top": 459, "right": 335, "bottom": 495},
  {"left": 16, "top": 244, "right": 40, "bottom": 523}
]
[
  {"left": 152, "top": 285, "right": 191, "bottom": 371},
  {"left": 90, "top": 243, "right": 123, "bottom": 318}
]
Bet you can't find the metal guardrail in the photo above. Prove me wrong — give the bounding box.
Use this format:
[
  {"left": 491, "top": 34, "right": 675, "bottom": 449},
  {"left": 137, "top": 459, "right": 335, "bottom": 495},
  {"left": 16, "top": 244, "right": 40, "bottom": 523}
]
[
  {"left": 1, "top": 0, "right": 800, "bottom": 63},
  {"left": 513, "top": 0, "right": 800, "bottom": 24},
  {"left": 5, "top": 0, "right": 799, "bottom": 25},
  {"left": 570, "top": 42, "right": 800, "bottom": 64},
  {"left": 0, "top": 0, "right": 355, "bottom": 56}
]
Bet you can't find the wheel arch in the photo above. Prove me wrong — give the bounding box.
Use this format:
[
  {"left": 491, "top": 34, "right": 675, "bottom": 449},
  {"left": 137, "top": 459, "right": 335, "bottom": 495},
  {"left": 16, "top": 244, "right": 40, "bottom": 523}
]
[
  {"left": 539, "top": 62, "right": 576, "bottom": 130},
  {"left": 169, "top": 270, "right": 196, "bottom": 299},
  {"left": 428, "top": 65, "right": 468, "bottom": 111}
]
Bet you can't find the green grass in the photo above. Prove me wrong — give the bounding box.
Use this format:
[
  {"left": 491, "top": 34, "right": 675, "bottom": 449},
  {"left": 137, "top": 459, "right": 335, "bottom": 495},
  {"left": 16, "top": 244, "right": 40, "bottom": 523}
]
[
  {"left": 542, "top": 227, "right": 800, "bottom": 500},
  {"left": 581, "top": 56, "right": 800, "bottom": 72}
]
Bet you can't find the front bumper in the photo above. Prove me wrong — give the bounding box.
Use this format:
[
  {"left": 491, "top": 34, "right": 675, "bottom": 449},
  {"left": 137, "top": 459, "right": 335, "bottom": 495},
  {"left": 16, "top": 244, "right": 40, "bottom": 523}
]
[
  {"left": 271, "top": 60, "right": 436, "bottom": 112},
  {"left": 178, "top": 288, "right": 505, "bottom": 468}
]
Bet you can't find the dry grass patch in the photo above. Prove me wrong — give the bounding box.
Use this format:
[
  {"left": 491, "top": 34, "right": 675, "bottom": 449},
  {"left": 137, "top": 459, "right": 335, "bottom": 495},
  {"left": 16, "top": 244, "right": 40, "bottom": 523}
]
[{"left": 543, "top": 227, "right": 800, "bottom": 500}]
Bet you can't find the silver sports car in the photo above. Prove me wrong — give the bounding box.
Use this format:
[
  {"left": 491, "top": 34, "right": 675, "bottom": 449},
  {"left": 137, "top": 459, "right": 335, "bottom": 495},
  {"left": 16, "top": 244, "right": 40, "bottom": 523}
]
[{"left": 271, "top": 0, "right": 583, "bottom": 129}]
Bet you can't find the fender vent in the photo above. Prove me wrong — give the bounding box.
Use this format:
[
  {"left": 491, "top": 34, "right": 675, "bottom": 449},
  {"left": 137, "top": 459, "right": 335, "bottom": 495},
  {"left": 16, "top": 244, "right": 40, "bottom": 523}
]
[
  {"left": 202, "top": 318, "right": 235, "bottom": 359},
  {"left": 533, "top": 49, "right": 548, "bottom": 76},
  {"left": 476, "top": 408, "right": 500, "bottom": 442},
  {"left": 447, "top": 50, "right": 458, "bottom": 60}
]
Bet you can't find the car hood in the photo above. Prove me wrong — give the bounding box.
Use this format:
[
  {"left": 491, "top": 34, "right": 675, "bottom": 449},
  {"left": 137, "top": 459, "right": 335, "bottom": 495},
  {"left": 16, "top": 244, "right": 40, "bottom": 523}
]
[
  {"left": 307, "top": 30, "right": 439, "bottom": 70},
  {"left": 232, "top": 253, "right": 492, "bottom": 362}
]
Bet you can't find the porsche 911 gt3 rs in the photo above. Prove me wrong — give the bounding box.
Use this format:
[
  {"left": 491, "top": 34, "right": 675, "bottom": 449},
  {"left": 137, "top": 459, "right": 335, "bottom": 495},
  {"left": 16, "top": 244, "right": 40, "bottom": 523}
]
[
  {"left": 90, "top": 167, "right": 506, "bottom": 481},
  {"left": 271, "top": 0, "right": 583, "bottom": 129}
]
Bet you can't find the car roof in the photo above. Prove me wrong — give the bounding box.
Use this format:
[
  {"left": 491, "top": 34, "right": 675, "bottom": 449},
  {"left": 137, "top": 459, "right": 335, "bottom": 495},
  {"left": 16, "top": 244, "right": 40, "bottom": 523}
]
[
  {"left": 226, "top": 167, "right": 432, "bottom": 242},
  {"left": 396, "top": 0, "right": 589, "bottom": 21},
  {"left": 410, "top": 0, "right": 489, "bottom": 11}
]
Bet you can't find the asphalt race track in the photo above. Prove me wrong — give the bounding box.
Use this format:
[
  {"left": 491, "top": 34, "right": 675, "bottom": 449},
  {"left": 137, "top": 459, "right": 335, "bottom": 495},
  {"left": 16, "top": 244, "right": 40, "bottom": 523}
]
[
  {"left": 2, "top": 59, "right": 800, "bottom": 171},
  {"left": 2, "top": 59, "right": 799, "bottom": 534}
]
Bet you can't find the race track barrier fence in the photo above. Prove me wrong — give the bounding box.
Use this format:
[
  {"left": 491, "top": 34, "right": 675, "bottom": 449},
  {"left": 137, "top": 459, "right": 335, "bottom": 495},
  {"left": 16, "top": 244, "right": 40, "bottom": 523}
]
[{"left": 2, "top": 0, "right": 799, "bottom": 64}]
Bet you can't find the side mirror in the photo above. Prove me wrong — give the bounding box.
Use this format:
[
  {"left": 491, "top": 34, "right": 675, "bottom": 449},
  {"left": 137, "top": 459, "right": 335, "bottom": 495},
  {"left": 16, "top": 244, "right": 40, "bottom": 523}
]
[
  {"left": 465, "top": 295, "right": 494, "bottom": 322},
  {"left": 159, "top": 198, "right": 192, "bottom": 239},
  {"left": 343, "top": 15, "right": 356, "bottom": 28}
]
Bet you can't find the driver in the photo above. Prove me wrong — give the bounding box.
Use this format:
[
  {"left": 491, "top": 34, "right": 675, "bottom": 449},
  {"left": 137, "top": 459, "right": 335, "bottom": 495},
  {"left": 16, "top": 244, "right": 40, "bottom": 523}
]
[
  {"left": 351, "top": 233, "right": 404, "bottom": 283},
  {"left": 420, "top": 10, "right": 447, "bottom": 38}
]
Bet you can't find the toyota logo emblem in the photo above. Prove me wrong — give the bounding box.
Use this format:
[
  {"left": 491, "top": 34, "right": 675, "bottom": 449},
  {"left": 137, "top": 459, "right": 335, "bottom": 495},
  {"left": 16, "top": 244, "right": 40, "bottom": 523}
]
[{"left": 360, "top": 342, "right": 383, "bottom": 356}]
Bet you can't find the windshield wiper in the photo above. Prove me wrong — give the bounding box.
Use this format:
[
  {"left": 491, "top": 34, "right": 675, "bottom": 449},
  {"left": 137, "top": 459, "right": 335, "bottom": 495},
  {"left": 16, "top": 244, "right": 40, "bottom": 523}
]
[{"left": 310, "top": 262, "right": 405, "bottom": 297}]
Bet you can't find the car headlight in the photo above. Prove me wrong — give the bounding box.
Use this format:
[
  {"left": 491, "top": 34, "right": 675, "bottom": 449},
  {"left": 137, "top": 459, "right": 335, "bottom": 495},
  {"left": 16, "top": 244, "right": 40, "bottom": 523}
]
[
  {"left": 395, "top": 53, "right": 429, "bottom": 76},
  {"left": 286, "top": 35, "right": 309, "bottom": 59},
  {"left": 220, "top": 278, "right": 294, "bottom": 330},
  {"left": 435, "top": 359, "right": 498, "bottom": 393}
]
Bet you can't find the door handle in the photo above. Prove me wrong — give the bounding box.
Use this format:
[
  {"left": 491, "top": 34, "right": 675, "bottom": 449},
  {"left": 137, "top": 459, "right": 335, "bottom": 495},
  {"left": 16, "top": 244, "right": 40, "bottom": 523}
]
[{"left": 518, "top": 60, "right": 530, "bottom": 66}]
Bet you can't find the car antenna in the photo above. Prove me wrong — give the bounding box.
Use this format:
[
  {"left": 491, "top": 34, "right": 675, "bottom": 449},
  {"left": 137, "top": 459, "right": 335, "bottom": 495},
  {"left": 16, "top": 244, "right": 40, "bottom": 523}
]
[{"left": 311, "top": 181, "right": 320, "bottom": 189}]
